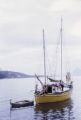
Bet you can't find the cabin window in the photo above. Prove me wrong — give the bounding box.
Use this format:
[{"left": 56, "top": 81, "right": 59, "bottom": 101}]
[{"left": 48, "top": 86, "right": 52, "bottom": 93}]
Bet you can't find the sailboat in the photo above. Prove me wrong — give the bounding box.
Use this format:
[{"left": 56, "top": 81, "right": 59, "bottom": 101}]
[{"left": 35, "top": 18, "right": 73, "bottom": 104}]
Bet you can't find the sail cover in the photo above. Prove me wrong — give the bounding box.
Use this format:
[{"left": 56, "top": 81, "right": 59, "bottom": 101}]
[{"left": 48, "top": 78, "right": 61, "bottom": 82}]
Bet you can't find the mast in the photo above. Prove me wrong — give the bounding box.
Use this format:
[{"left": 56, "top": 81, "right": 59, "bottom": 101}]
[
  {"left": 61, "top": 17, "right": 63, "bottom": 81},
  {"left": 43, "top": 29, "right": 46, "bottom": 85}
]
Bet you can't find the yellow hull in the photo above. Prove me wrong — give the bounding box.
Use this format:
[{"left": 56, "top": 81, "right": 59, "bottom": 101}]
[{"left": 35, "top": 89, "right": 72, "bottom": 104}]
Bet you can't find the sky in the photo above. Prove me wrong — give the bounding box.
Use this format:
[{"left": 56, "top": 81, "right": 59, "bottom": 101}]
[{"left": 0, "top": 0, "right": 81, "bottom": 75}]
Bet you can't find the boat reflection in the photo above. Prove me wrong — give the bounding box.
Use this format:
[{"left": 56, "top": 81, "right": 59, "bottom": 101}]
[{"left": 34, "top": 99, "right": 74, "bottom": 120}]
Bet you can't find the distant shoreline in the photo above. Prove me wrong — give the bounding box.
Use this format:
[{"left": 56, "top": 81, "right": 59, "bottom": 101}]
[{"left": 0, "top": 70, "right": 34, "bottom": 79}]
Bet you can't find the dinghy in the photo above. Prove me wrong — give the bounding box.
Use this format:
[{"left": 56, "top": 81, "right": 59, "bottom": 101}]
[{"left": 10, "top": 100, "right": 34, "bottom": 108}]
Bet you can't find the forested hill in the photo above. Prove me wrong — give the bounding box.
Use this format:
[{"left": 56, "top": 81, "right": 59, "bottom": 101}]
[{"left": 0, "top": 71, "right": 33, "bottom": 79}]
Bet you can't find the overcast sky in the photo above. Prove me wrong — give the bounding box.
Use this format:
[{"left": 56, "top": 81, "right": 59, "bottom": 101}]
[{"left": 0, "top": 0, "right": 81, "bottom": 75}]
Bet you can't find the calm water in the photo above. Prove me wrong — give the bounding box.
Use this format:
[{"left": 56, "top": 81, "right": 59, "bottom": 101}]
[{"left": 0, "top": 77, "right": 81, "bottom": 120}]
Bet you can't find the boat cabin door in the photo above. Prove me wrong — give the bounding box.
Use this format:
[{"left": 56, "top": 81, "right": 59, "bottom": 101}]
[{"left": 52, "top": 86, "right": 55, "bottom": 94}]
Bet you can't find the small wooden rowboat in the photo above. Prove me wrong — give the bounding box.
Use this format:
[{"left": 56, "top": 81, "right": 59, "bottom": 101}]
[{"left": 10, "top": 100, "right": 34, "bottom": 108}]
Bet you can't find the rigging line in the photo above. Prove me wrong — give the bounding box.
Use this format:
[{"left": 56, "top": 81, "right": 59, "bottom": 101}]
[
  {"left": 64, "top": 42, "right": 71, "bottom": 73},
  {"left": 54, "top": 30, "right": 61, "bottom": 79},
  {"left": 46, "top": 46, "right": 53, "bottom": 78},
  {"left": 46, "top": 28, "right": 61, "bottom": 79}
]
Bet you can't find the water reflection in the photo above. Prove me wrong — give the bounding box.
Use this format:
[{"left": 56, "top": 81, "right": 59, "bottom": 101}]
[{"left": 34, "top": 99, "right": 74, "bottom": 120}]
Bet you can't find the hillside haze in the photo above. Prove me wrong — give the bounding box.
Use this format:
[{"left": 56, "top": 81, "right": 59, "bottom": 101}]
[{"left": 0, "top": 71, "right": 33, "bottom": 79}]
